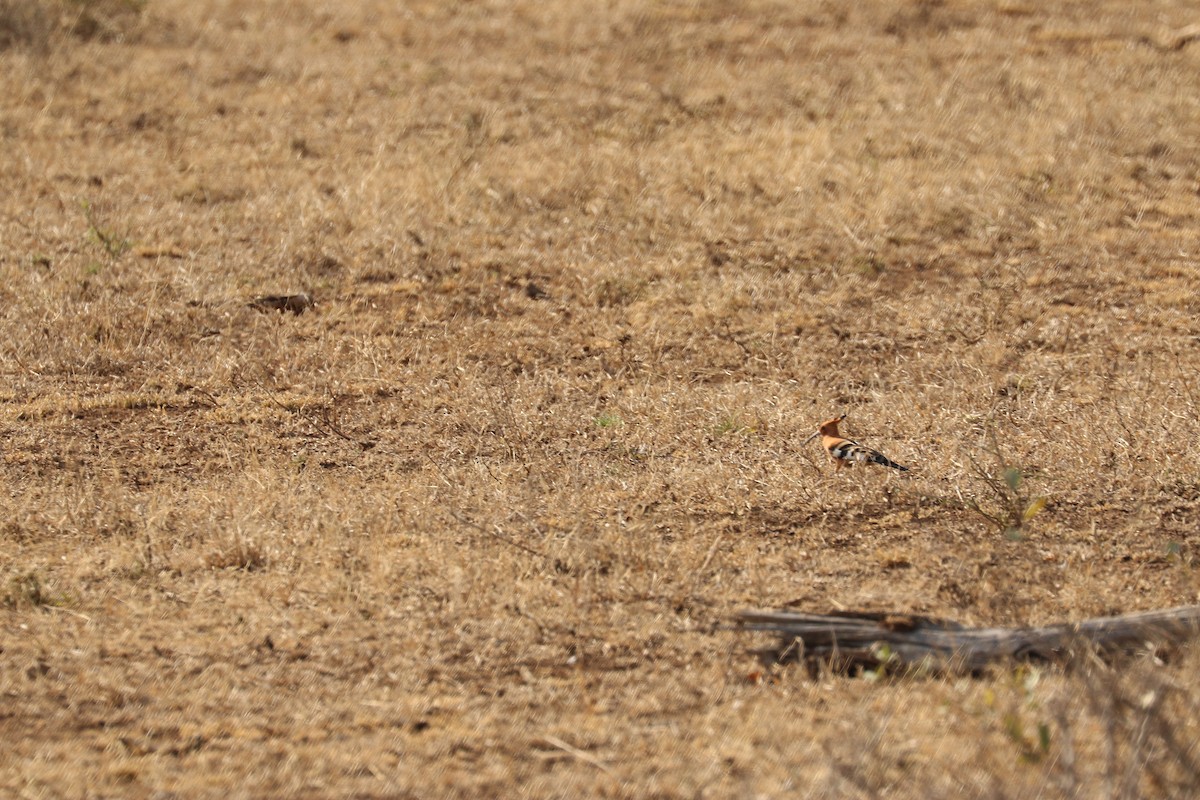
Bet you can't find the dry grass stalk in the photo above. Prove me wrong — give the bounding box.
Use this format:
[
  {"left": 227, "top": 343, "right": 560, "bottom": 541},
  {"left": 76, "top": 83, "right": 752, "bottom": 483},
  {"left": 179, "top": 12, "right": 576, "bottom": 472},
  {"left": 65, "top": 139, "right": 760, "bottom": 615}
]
[{"left": 3, "top": 0, "right": 1200, "bottom": 796}]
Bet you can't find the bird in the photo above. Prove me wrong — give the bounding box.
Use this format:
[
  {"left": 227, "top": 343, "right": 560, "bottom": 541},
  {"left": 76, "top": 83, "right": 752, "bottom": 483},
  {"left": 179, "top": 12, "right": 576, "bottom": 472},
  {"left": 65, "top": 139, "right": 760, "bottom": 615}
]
[{"left": 803, "top": 413, "right": 909, "bottom": 472}]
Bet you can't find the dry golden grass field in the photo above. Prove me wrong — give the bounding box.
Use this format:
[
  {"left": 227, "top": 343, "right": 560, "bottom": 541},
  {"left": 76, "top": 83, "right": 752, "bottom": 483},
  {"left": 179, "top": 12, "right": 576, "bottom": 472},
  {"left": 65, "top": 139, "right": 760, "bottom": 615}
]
[{"left": 3, "top": 1, "right": 1200, "bottom": 797}]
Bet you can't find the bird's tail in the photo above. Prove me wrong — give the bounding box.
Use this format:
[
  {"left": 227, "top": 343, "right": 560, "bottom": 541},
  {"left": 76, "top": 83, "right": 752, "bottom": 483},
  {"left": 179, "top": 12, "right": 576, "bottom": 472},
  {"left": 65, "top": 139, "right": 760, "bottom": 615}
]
[{"left": 869, "top": 451, "right": 910, "bottom": 471}]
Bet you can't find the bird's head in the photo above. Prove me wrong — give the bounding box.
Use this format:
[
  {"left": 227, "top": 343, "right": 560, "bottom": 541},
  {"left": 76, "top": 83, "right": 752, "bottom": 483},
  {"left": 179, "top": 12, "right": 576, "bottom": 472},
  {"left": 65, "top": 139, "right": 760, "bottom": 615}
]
[{"left": 803, "top": 412, "right": 848, "bottom": 444}]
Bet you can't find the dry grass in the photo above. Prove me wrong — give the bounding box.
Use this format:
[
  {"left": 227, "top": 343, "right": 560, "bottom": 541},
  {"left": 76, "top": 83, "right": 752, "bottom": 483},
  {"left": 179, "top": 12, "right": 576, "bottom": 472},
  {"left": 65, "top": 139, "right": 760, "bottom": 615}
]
[{"left": 2, "top": 0, "right": 1200, "bottom": 796}]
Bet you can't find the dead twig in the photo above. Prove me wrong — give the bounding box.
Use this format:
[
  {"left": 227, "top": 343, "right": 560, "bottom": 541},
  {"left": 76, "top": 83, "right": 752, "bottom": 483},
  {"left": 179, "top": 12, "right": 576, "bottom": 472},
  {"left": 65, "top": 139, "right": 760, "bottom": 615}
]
[
  {"left": 448, "top": 508, "right": 548, "bottom": 560},
  {"left": 249, "top": 293, "right": 316, "bottom": 315},
  {"left": 255, "top": 382, "right": 376, "bottom": 450},
  {"left": 535, "top": 735, "right": 618, "bottom": 781}
]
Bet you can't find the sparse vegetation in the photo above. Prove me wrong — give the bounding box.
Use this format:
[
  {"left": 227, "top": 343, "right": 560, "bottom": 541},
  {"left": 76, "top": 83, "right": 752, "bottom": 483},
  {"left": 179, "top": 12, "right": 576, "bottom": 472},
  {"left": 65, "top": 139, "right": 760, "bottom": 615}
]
[
  {"left": 2, "top": 0, "right": 1199, "bottom": 797},
  {"left": 4, "top": 571, "right": 48, "bottom": 609},
  {"left": 0, "top": 0, "right": 144, "bottom": 50},
  {"left": 963, "top": 424, "right": 1049, "bottom": 539},
  {"left": 81, "top": 200, "right": 135, "bottom": 260}
]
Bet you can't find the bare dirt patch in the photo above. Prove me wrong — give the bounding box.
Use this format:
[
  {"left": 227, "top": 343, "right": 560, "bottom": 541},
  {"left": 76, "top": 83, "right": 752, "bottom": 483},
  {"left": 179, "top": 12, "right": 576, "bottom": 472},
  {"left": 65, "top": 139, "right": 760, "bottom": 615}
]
[{"left": 2, "top": 1, "right": 1199, "bottom": 797}]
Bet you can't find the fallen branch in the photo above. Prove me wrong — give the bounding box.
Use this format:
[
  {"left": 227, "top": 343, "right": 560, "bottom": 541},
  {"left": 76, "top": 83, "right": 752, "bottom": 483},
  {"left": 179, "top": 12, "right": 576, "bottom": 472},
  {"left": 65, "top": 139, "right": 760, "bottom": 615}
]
[
  {"left": 249, "top": 292, "right": 316, "bottom": 315},
  {"left": 734, "top": 605, "right": 1200, "bottom": 674}
]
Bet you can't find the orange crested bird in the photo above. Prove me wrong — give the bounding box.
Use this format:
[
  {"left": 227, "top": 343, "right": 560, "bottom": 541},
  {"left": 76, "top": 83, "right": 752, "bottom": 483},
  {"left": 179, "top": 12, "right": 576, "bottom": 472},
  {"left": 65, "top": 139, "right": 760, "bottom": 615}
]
[{"left": 803, "top": 413, "right": 909, "bottom": 472}]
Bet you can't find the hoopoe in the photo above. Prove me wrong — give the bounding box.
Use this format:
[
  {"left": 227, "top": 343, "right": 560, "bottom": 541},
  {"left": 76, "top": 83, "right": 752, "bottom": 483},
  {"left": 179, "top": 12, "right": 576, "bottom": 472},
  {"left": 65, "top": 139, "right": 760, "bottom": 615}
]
[{"left": 803, "top": 413, "right": 909, "bottom": 472}]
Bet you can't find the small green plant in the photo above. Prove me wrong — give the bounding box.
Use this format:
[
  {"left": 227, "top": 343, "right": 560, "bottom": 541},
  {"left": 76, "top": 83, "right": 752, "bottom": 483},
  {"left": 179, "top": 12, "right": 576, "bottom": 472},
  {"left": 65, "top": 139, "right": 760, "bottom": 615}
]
[
  {"left": 1002, "top": 714, "right": 1052, "bottom": 764},
  {"left": 81, "top": 199, "right": 134, "bottom": 259},
  {"left": 988, "top": 666, "right": 1056, "bottom": 767},
  {"left": 998, "top": 666, "right": 1052, "bottom": 763},
  {"left": 2, "top": 571, "right": 73, "bottom": 608},
  {"left": 713, "top": 415, "right": 759, "bottom": 438},
  {"left": 851, "top": 253, "right": 886, "bottom": 276},
  {"left": 963, "top": 426, "right": 1047, "bottom": 539},
  {"left": 1164, "top": 541, "right": 1194, "bottom": 572},
  {"left": 595, "top": 413, "right": 621, "bottom": 429},
  {"left": 713, "top": 417, "right": 738, "bottom": 436},
  {"left": 25, "top": 252, "right": 52, "bottom": 270},
  {"left": 862, "top": 643, "right": 899, "bottom": 682}
]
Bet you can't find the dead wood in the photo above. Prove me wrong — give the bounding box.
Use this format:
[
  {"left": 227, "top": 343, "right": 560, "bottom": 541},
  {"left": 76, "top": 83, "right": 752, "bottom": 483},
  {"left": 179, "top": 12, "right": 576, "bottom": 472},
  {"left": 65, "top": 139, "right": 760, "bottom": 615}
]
[
  {"left": 734, "top": 605, "right": 1200, "bottom": 674},
  {"left": 249, "top": 293, "right": 316, "bottom": 315}
]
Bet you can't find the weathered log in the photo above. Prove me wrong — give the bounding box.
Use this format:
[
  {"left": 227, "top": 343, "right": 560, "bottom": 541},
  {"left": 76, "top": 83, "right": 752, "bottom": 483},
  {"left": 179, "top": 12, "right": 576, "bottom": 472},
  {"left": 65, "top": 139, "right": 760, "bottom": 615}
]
[
  {"left": 249, "top": 293, "right": 315, "bottom": 315},
  {"left": 734, "top": 605, "right": 1200, "bottom": 674}
]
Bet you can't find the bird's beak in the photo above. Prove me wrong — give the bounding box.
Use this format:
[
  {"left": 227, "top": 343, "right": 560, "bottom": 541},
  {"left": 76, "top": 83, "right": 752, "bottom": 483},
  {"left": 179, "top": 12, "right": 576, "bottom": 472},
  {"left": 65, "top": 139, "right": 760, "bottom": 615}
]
[{"left": 802, "top": 430, "right": 820, "bottom": 445}]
